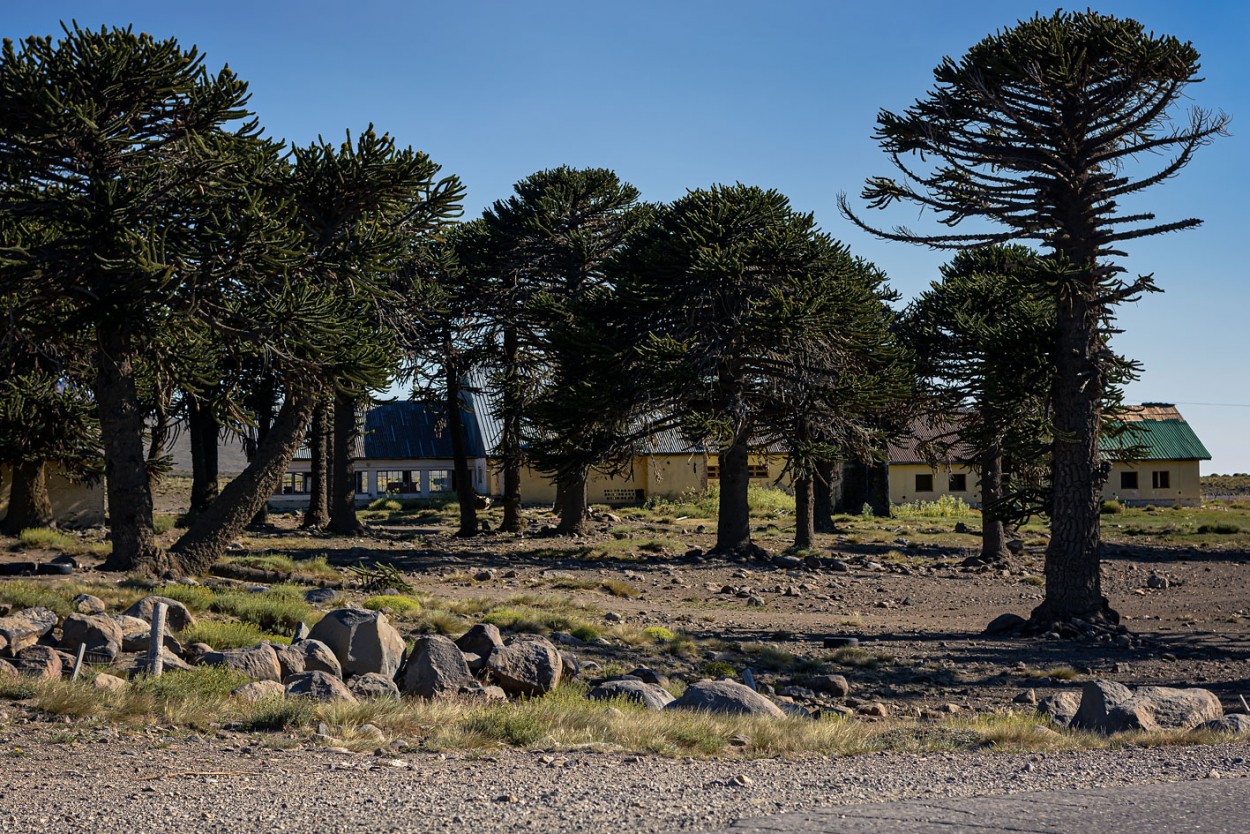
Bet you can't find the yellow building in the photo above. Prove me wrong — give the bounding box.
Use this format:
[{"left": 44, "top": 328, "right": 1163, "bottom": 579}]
[
  {"left": 0, "top": 463, "right": 105, "bottom": 529},
  {"left": 886, "top": 404, "right": 1210, "bottom": 508}
]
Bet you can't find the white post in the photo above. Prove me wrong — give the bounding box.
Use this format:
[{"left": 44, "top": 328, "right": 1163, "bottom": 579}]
[
  {"left": 147, "top": 602, "right": 168, "bottom": 677},
  {"left": 70, "top": 642, "right": 86, "bottom": 681}
]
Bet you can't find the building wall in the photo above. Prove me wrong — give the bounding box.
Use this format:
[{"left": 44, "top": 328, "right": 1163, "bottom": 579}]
[
  {"left": 496, "top": 454, "right": 711, "bottom": 507},
  {"left": 272, "top": 457, "right": 489, "bottom": 507},
  {"left": 0, "top": 463, "right": 105, "bottom": 528},
  {"left": 888, "top": 463, "right": 982, "bottom": 506},
  {"left": 1103, "top": 459, "right": 1202, "bottom": 507}
]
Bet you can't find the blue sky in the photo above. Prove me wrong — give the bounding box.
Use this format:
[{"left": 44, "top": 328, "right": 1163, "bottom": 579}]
[{"left": 9, "top": 2, "right": 1248, "bottom": 472}]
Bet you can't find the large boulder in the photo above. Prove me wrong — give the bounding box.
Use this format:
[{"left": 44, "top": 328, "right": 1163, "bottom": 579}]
[
  {"left": 117, "top": 615, "right": 183, "bottom": 655},
  {"left": 486, "top": 635, "right": 562, "bottom": 697},
  {"left": 91, "top": 673, "right": 128, "bottom": 694},
  {"left": 1071, "top": 680, "right": 1134, "bottom": 731},
  {"left": 588, "top": 678, "right": 675, "bottom": 711},
  {"left": 71, "top": 594, "right": 106, "bottom": 615},
  {"left": 60, "top": 613, "right": 124, "bottom": 662},
  {"left": 0, "top": 607, "right": 58, "bottom": 657},
  {"left": 231, "top": 680, "right": 285, "bottom": 703},
  {"left": 123, "top": 596, "right": 195, "bottom": 631},
  {"left": 273, "top": 639, "right": 342, "bottom": 680},
  {"left": 285, "top": 671, "right": 358, "bottom": 703},
  {"left": 666, "top": 679, "right": 785, "bottom": 718},
  {"left": 401, "top": 635, "right": 474, "bottom": 699},
  {"left": 307, "top": 608, "right": 405, "bottom": 678},
  {"left": 1038, "top": 692, "right": 1081, "bottom": 728},
  {"left": 127, "top": 647, "right": 193, "bottom": 677},
  {"left": 1104, "top": 686, "right": 1223, "bottom": 732},
  {"left": 350, "top": 672, "right": 400, "bottom": 700},
  {"left": 1199, "top": 714, "right": 1250, "bottom": 734},
  {"left": 198, "top": 643, "right": 282, "bottom": 682},
  {"left": 804, "top": 674, "right": 850, "bottom": 698},
  {"left": 12, "top": 645, "right": 62, "bottom": 680},
  {"left": 455, "top": 623, "right": 504, "bottom": 659}
]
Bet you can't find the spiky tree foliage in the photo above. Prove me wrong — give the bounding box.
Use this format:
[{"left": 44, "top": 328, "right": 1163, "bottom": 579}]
[
  {"left": 460, "top": 167, "right": 645, "bottom": 533},
  {"left": 841, "top": 11, "right": 1228, "bottom": 625},
  {"left": 613, "top": 184, "right": 907, "bottom": 554},
  {"left": 900, "top": 245, "right": 1055, "bottom": 561}
]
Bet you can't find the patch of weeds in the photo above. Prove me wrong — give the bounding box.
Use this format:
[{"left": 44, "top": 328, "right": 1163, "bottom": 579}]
[
  {"left": 1100, "top": 500, "right": 1124, "bottom": 515},
  {"left": 741, "top": 643, "right": 797, "bottom": 672},
  {"left": 642, "top": 626, "right": 676, "bottom": 643},
  {"left": 179, "top": 620, "right": 286, "bottom": 650},
  {"left": 461, "top": 708, "right": 547, "bottom": 747},
  {"left": 1196, "top": 523, "right": 1240, "bottom": 535},
  {"left": 131, "top": 665, "right": 252, "bottom": 700},
  {"left": 411, "top": 610, "right": 469, "bottom": 636},
  {"left": 222, "top": 553, "right": 340, "bottom": 582},
  {"left": 893, "top": 495, "right": 973, "bottom": 519},
  {"left": 363, "top": 595, "right": 422, "bottom": 615},
  {"left": 239, "top": 697, "right": 315, "bottom": 731},
  {"left": 703, "top": 661, "right": 736, "bottom": 679},
  {"left": 571, "top": 625, "right": 600, "bottom": 642},
  {"left": 14, "top": 528, "right": 110, "bottom": 557},
  {"left": 1024, "top": 665, "right": 1079, "bottom": 681},
  {"left": 155, "top": 583, "right": 216, "bottom": 611},
  {"left": 209, "top": 590, "right": 319, "bottom": 633},
  {"left": 1020, "top": 574, "right": 1045, "bottom": 586},
  {"left": 830, "top": 647, "right": 892, "bottom": 669},
  {"left": 367, "top": 498, "right": 404, "bottom": 512},
  {"left": 0, "top": 579, "right": 72, "bottom": 615},
  {"left": 601, "top": 578, "right": 641, "bottom": 599},
  {"left": 153, "top": 514, "right": 177, "bottom": 535}
]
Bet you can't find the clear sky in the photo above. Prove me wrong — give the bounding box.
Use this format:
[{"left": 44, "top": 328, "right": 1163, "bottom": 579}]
[{"left": 8, "top": 2, "right": 1248, "bottom": 473}]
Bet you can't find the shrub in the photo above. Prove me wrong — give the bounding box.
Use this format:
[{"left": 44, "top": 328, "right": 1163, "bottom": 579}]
[
  {"left": 642, "top": 626, "right": 676, "bottom": 643},
  {"left": 367, "top": 498, "right": 403, "bottom": 512},
  {"left": 152, "top": 514, "right": 176, "bottom": 535},
  {"left": 1100, "top": 500, "right": 1124, "bottom": 515},
  {"left": 570, "top": 625, "right": 600, "bottom": 643},
  {"left": 363, "top": 595, "right": 422, "bottom": 615},
  {"left": 894, "top": 495, "right": 973, "bottom": 518},
  {"left": 209, "top": 591, "right": 319, "bottom": 633},
  {"left": 1196, "top": 523, "right": 1240, "bottom": 535},
  {"left": 703, "top": 661, "right": 736, "bottom": 679},
  {"left": 240, "top": 697, "right": 315, "bottom": 731},
  {"left": 179, "top": 620, "right": 284, "bottom": 650}
]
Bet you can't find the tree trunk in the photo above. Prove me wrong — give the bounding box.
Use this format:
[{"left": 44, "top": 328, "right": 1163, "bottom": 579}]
[
  {"left": 555, "top": 468, "right": 589, "bottom": 535},
  {"left": 499, "top": 324, "right": 524, "bottom": 533},
  {"left": 813, "top": 459, "right": 837, "bottom": 532},
  {"left": 715, "top": 436, "right": 752, "bottom": 553},
  {"left": 95, "top": 329, "right": 160, "bottom": 572},
  {"left": 1031, "top": 293, "right": 1114, "bottom": 625},
  {"left": 188, "top": 398, "right": 220, "bottom": 515},
  {"left": 248, "top": 377, "right": 276, "bottom": 526},
  {"left": 446, "top": 361, "right": 479, "bottom": 538},
  {"left": 793, "top": 473, "right": 814, "bottom": 550},
  {"left": 302, "top": 397, "right": 330, "bottom": 528},
  {"left": 2, "top": 460, "right": 54, "bottom": 534},
  {"left": 328, "top": 391, "right": 363, "bottom": 535},
  {"left": 980, "top": 444, "right": 1010, "bottom": 562},
  {"left": 146, "top": 391, "right": 171, "bottom": 494},
  {"left": 865, "top": 461, "right": 890, "bottom": 517},
  {"left": 170, "top": 393, "right": 317, "bottom": 576},
  {"left": 836, "top": 461, "right": 866, "bottom": 514}
]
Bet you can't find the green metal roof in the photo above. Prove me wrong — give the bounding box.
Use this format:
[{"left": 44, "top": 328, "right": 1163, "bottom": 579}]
[{"left": 1099, "top": 418, "right": 1211, "bottom": 462}]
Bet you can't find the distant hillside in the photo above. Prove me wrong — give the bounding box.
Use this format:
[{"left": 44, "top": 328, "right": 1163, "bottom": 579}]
[{"left": 1202, "top": 474, "right": 1250, "bottom": 498}]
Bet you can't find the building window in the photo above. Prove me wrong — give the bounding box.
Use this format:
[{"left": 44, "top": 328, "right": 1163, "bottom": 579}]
[
  {"left": 1120, "top": 471, "right": 1139, "bottom": 490},
  {"left": 379, "top": 470, "right": 420, "bottom": 494},
  {"left": 280, "top": 473, "right": 310, "bottom": 495},
  {"left": 1152, "top": 470, "right": 1171, "bottom": 489},
  {"left": 915, "top": 473, "right": 934, "bottom": 492},
  {"left": 747, "top": 463, "right": 769, "bottom": 478},
  {"left": 948, "top": 473, "right": 967, "bottom": 492},
  {"left": 355, "top": 471, "right": 367, "bottom": 494},
  {"left": 428, "top": 470, "right": 451, "bottom": 492},
  {"left": 707, "top": 463, "right": 720, "bottom": 480}
]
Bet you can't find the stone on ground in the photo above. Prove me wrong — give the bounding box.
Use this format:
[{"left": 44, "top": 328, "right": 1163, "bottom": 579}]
[
  {"left": 588, "top": 678, "right": 675, "bottom": 711},
  {"left": 198, "top": 643, "right": 282, "bottom": 682},
  {"left": 984, "top": 613, "right": 1027, "bottom": 635},
  {"left": 232, "top": 680, "right": 285, "bottom": 702},
  {"left": 285, "top": 670, "right": 358, "bottom": 703},
  {"left": 307, "top": 608, "right": 405, "bottom": 678},
  {"left": 60, "top": 613, "right": 124, "bottom": 662},
  {"left": 12, "top": 645, "right": 62, "bottom": 679},
  {"left": 667, "top": 679, "right": 786, "bottom": 718},
  {"left": 1072, "top": 680, "right": 1135, "bottom": 731},
  {"left": 1038, "top": 692, "right": 1081, "bottom": 728},
  {"left": 273, "top": 639, "right": 342, "bottom": 680},
  {"left": 486, "top": 635, "right": 563, "bottom": 697},
  {"left": 401, "top": 635, "right": 474, "bottom": 699},
  {"left": 349, "top": 672, "right": 400, "bottom": 700},
  {"left": 0, "top": 607, "right": 58, "bottom": 656},
  {"left": 1199, "top": 714, "right": 1250, "bottom": 734},
  {"left": 455, "top": 623, "right": 504, "bottom": 659},
  {"left": 804, "top": 674, "right": 850, "bottom": 697},
  {"left": 91, "top": 673, "right": 128, "bottom": 693},
  {"left": 71, "top": 594, "right": 106, "bottom": 615},
  {"left": 122, "top": 596, "right": 195, "bottom": 631},
  {"left": 1104, "top": 686, "right": 1223, "bottom": 732}
]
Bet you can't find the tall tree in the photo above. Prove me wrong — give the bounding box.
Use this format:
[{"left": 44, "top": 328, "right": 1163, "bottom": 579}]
[
  {"left": 613, "top": 184, "right": 906, "bottom": 555},
  {"left": 842, "top": 10, "right": 1228, "bottom": 626}
]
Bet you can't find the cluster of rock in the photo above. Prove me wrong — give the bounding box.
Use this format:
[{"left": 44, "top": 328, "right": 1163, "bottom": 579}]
[
  {"left": 1039, "top": 679, "right": 1241, "bottom": 733},
  {"left": 585, "top": 667, "right": 857, "bottom": 719},
  {"left": 985, "top": 612, "right": 1142, "bottom": 648}
]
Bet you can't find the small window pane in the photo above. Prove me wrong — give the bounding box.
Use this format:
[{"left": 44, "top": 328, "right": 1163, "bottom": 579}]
[
  {"left": 1152, "top": 470, "right": 1170, "bottom": 489},
  {"left": 1120, "top": 471, "right": 1139, "bottom": 490},
  {"left": 949, "top": 473, "right": 967, "bottom": 492},
  {"left": 915, "top": 473, "right": 934, "bottom": 492}
]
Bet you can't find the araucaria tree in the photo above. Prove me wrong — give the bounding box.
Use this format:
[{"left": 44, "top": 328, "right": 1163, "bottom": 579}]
[
  {"left": 842, "top": 11, "right": 1228, "bottom": 626},
  {"left": 615, "top": 184, "right": 905, "bottom": 555}
]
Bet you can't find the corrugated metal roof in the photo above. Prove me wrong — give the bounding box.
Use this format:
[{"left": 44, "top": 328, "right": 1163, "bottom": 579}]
[
  {"left": 293, "top": 399, "right": 487, "bottom": 461},
  {"left": 1099, "top": 417, "right": 1211, "bottom": 461},
  {"left": 887, "top": 416, "right": 974, "bottom": 464}
]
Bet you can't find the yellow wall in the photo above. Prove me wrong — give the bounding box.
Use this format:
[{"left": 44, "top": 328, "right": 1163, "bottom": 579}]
[
  {"left": 889, "top": 463, "right": 981, "bottom": 506},
  {"left": 705, "top": 454, "right": 792, "bottom": 488},
  {"left": 0, "top": 463, "right": 105, "bottom": 528},
  {"left": 492, "top": 454, "right": 713, "bottom": 506},
  {"left": 1103, "top": 460, "right": 1202, "bottom": 507}
]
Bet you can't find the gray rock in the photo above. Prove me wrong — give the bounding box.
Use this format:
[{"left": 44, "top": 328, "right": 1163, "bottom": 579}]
[
  {"left": 804, "top": 674, "right": 850, "bottom": 697},
  {"left": 349, "top": 672, "right": 400, "bottom": 700},
  {"left": 626, "top": 667, "right": 669, "bottom": 688},
  {"left": 486, "top": 635, "right": 563, "bottom": 697},
  {"left": 273, "top": 639, "right": 342, "bottom": 680},
  {"left": 588, "top": 679, "right": 675, "bottom": 711},
  {"left": 307, "top": 608, "right": 405, "bottom": 678},
  {"left": 455, "top": 623, "right": 504, "bottom": 659},
  {"left": 1072, "top": 680, "right": 1134, "bottom": 731},
  {"left": 12, "top": 645, "right": 62, "bottom": 679},
  {"left": 60, "top": 613, "right": 124, "bottom": 662},
  {"left": 1104, "top": 686, "right": 1223, "bottom": 732},
  {"left": 0, "top": 659, "right": 16, "bottom": 677},
  {"left": 560, "top": 651, "right": 580, "bottom": 679},
  {"left": 984, "top": 612, "right": 1027, "bottom": 635},
  {"left": 72, "top": 594, "right": 106, "bottom": 615},
  {"left": 90, "top": 673, "right": 128, "bottom": 693},
  {"left": 118, "top": 618, "right": 183, "bottom": 655},
  {"left": 0, "top": 607, "right": 58, "bottom": 657},
  {"left": 199, "top": 643, "right": 282, "bottom": 682},
  {"left": 304, "top": 588, "right": 337, "bottom": 605},
  {"left": 402, "top": 635, "right": 474, "bottom": 699},
  {"left": 666, "top": 679, "right": 786, "bottom": 718},
  {"left": 292, "top": 622, "right": 311, "bottom": 642},
  {"left": 778, "top": 702, "right": 815, "bottom": 719},
  {"left": 128, "top": 647, "right": 193, "bottom": 677},
  {"left": 123, "top": 596, "right": 195, "bottom": 631},
  {"left": 285, "top": 670, "right": 358, "bottom": 703},
  {"left": 1199, "top": 714, "right": 1250, "bottom": 734},
  {"left": 231, "top": 680, "right": 285, "bottom": 702}
]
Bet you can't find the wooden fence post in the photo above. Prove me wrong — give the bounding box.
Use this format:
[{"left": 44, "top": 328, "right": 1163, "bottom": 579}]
[{"left": 147, "top": 602, "right": 168, "bottom": 677}]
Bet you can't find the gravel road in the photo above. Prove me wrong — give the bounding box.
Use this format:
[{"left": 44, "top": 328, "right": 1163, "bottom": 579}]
[{"left": 1, "top": 729, "right": 1247, "bottom": 833}]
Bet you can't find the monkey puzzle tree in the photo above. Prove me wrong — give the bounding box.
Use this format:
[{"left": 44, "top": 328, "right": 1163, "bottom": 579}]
[{"left": 842, "top": 10, "right": 1228, "bottom": 626}]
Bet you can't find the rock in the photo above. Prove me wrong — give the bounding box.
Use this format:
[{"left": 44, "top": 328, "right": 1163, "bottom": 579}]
[
  {"left": 1006, "top": 539, "right": 1024, "bottom": 555},
  {"left": 777, "top": 702, "right": 814, "bottom": 719},
  {"left": 128, "top": 647, "right": 193, "bottom": 677},
  {"left": 1071, "top": 680, "right": 1134, "bottom": 731},
  {"left": 773, "top": 555, "right": 802, "bottom": 569},
  {"left": 231, "top": 680, "right": 285, "bottom": 702},
  {"left": 858, "top": 702, "right": 889, "bottom": 717},
  {"left": 118, "top": 617, "right": 183, "bottom": 655},
  {"left": 91, "top": 673, "right": 128, "bottom": 693},
  {"left": 401, "top": 635, "right": 474, "bottom": 699},
  {"left": 804, "top": 674, "right": 850, "bottom": 697},
  {"left": 588, "top": 679, "right": 675, "bottom": 711},
  {"left": 123, "top": 596, "right": 195, "bottom": 631},
  {"left": 0, "top": 659, "right": 16, "bottom": 677},
  {"left": 199, "top": 643, "right": 282, "bottom": 682},
  {"left": 559, "top": 651, "right": 580, "bottom": 679},
  {"left": 1199, "top": 714, "right": 1250, "bottom": 734},
  {"left": 822, "top": 637, "right": 859, "bottom": 649},
  {"left": 667, "top": 680, "right": 785, "bottom": 718},
  {"left": 292, "top": 622, "right": 311, "bottom": 642},
  {"left": 183, "top": 642, "right": 213, "bottom": 662},
  {"left": 273, "top": 639, "right": 342, "bottom": 680},
  {"left": 307, "top": 608, "right": 405, "bottom": 678},
  {"left": 626, "top": 667, "right": 670, "bottom": 688},
  {"left": 285, "top": 671, "right": 358, "bottom": 703},
  {"left": 454, "top": 623, "right": 504, "bottom": 659},
  {"left": 984, "top": 612, "right": 1027, "bottom": 635},
  {"left": 304, "top": 587, "right": 337, "bottom": 605},
  {"left": 746, "top": 596, "right": 766, "bottom": 608},
  {"left": 1104, "top": 686, "right": 1223, "bottom": 732},
  {"left": 349, "top": 672, "right": 400, "bottom": 700},
  {"left": 71, "top": 594, "right": 106, "bottom": 615},
  {"left": 1147, "top": 572, "right": 1169, "bottom": 590},
  {"left": 12, "top": 645, "right": 62, "bottom": 679},
  {"left": 604, "top": 612, "right": 623, "bottom": 623},
  {"left": 1013, "top": 688, "right": 1038, "bottom": 706},
  {"left": 486, "top": 635, "right": 563, "bottom": 697},
  {"left": 0, "top": 607, "right": 58, "bottom": 656},
  {"left": 59, "top": 613, "right": 124, "bottom": 662}
]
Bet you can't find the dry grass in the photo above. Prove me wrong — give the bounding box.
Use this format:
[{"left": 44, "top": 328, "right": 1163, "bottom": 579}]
[{"left": 13, "top": 528, "right": 111, "bottom": 557}]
